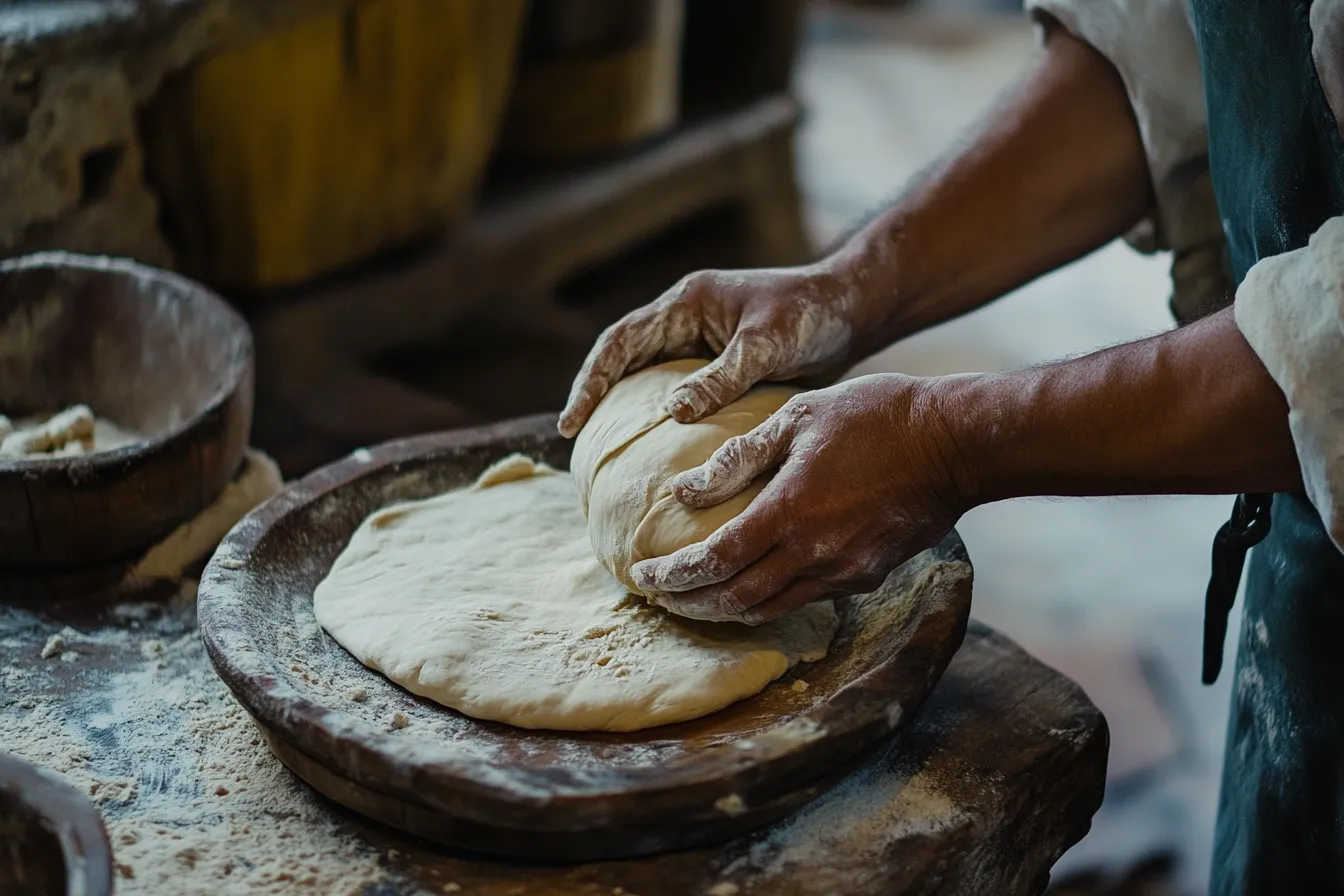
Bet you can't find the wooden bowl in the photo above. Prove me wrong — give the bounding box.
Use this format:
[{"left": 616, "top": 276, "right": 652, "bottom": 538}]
[
  {"left": 0, "top": 252, "right": 253, "bottom": 569},
  {"left": 0, "top": 752, "right": 114, "bottom": 896}
]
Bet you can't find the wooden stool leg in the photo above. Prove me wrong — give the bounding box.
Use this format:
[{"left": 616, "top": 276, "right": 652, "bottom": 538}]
[{"left": 738, "top": 127, "right": 815, "bottom": 268}]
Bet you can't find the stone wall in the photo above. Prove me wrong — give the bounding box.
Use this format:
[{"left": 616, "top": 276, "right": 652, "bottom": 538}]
[{"left": 0, "top": 0, "right": 352, "bottom": 267}]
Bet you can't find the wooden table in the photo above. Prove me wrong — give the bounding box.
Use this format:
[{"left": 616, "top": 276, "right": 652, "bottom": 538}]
[{"left": 0, "top": 587, "right": 1107, "bottom": 895}]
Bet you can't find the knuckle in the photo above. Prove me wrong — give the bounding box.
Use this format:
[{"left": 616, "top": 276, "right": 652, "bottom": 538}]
[
  {"left": 717, "top": 435, "right": 747, "bottom": 465},
  {"left": 718, "top": 589, "right": 750, "bottom": 619},
  {"left": 837, "top": 556, "right": 888, "bottom": 594},
  {"left": 675, "top": 270, "right": 717, "bottom": 300}
]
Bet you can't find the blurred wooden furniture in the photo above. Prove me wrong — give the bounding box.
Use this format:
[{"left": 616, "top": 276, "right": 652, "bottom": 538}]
[
  {"left": 141, "top": 0, "right": 525, "bottom": 290},
  {"left": 249, "top": 95, "right": 811, "bottom": 474},
  {"left": 0, "top": 1, "right": 814, "bottom": 478},
  {"left": 503, "top": 0, "right": 685, "bottom": 160},
  {"left": 682, "top": 0, "right": 807, "bottom": 113}
]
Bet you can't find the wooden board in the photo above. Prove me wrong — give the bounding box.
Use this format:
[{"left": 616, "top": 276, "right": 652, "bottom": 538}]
[
  {"left": 196, "top": 414, "right": 974, "bottom": 861},
  {"left": 0, "top": 253, "right": 253, "bottom": 570}
]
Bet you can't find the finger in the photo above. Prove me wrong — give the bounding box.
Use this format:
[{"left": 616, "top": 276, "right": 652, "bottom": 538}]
[
  {"left": 651, "top": 548, "right": 803, "bottom": 623},
  {"left": 666, "top": 328, "right": 783, "bottom": 423},
  {"left": 630, "top": 500, "right": 780, "bottom": 594},
  {"left": 558, "top": 309, "right": 664, "bottom": 437},
  {"left": 739, "top": 579, "right": 840, "bottom": 626},
  {"left": 669, "top": 404, "right": 800, "bottom": 509}
]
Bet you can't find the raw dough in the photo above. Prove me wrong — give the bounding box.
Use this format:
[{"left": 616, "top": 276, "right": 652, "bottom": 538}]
[
  {"left": 313, "top": 456, "right": 838, "bottom": 731},
  {"left": 0, "top": 405, "right": 142, "bottom": 458},
  {"left": 572, "top": 359, "right": 799, "bottom": 594}
]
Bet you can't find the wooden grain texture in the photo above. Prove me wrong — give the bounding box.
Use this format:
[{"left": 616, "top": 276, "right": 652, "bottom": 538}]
[
  {"left": 197, "top": 414, "right": 974, "bottom": 861},
  {"left": 0, "top": 253, "right": 252, "bottom": 569},
  {"left": 0, "top": 752, "right": 113, "bottom": 896},
  {"left": 141, "top": 0, "right": 526, "bottom": 290}
]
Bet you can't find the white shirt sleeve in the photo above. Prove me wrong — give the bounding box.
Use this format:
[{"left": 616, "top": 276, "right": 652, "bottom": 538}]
[
  {"left": 1236, "top": 218, "right": 1344, "bottom": 551},
  {"left": 1026, "top": 0, "right": 1231, "bottom": 321},
  {"left": 1031, "top": 1, "right": 1344, "bottom": 549}
]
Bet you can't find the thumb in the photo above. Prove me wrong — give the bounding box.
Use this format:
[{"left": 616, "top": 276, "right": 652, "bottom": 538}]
[
  {"left": 669, "top": 409, "right": 795, "bottom": 509},
  {"left": 666, "top": 330, "right": 779, "bottom": 423}
]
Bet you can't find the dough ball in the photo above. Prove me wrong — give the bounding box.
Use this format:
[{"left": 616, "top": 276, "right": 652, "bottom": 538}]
[{"left": 571, "top": 360, "right": 798, "bottom": 594}]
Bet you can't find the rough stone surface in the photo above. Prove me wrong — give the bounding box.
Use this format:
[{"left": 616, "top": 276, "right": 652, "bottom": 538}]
[{"left": 0, "top": 0, "right": 354, "bottom": 264}]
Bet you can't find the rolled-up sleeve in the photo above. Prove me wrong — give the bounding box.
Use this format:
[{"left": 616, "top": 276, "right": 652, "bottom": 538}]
[
  {"left": 1236, "top": 218, "right": 1344, "bottom": 551},
  {"left": 1027, "top": 0, "right": 1232, "bottom": 321}
]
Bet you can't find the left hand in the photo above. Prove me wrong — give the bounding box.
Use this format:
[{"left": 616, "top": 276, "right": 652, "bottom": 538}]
[{"left": 630, "top": 374, "right": 973, "bottom": 624}]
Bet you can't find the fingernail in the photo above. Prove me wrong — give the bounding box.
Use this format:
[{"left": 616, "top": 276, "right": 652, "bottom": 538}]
[
  {"left": 670, "top": 467, "right": 707, "bottom": 497},
  {"left": 630, "top": 561, "right": 656, "bottom": 591},
  {"left": 740, "top": 609, "right": 765, "bottom": 626},
  {"left": 667, "top": 389, "right": 702, "bottom": 421}
]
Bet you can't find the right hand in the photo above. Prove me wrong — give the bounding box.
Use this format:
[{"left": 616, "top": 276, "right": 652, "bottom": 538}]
[{"left": 558, "top": 262, "right": 871, "bottom": 438}]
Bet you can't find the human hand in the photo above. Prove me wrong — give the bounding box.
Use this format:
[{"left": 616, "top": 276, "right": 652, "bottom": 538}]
[
  {"left": 558, "top": 261, "right": 873, "bottom": 438},
  {"left": 627, "top": 374, "right": 972, "bottom": 624}
]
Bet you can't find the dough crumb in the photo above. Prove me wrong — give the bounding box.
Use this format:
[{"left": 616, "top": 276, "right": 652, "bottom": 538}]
[
  {"left": 791, "top": 679, "right": 809, "bottom": 693},
  {"left": 707, "top": 884, "right": 740, "bottom": 896},
  {"left": 40, "top": 634, "right": 65, "bottom": 659},
  {"left": 90, "top": 778, "right": 138, "bottom": 806},
  {"left": 714, "top": 794, "right": 746, "bottom": 816},
  {"left": 60, "top": 650, "right": 79, "bottom": 663},
  {"left": 442, "top": 884, "right": 462, "bottom": 893},
  {"left": 388, "top": 711, "right": 410, "bottom": 730},
  {"left": 349, "top": 688, "right": 369, "bottom": 703}
]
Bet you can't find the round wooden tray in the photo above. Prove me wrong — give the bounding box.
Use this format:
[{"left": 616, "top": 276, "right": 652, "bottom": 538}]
[
  {"left": 0, "top": 752, "right": 113, "bottom": 896},
  {"left": 0, "top": 252, "right": 253, "bottom": 569},
  {"left": 197, "top": 415, "right": 972, "bottom": 862}
]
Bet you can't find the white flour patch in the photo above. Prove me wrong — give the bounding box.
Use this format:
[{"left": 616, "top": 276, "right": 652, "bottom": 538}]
[
  {"left": 0, "top": 606, "right": 382, "bottom": 895},
  {"left": 716, "top": 760, "right": 967, "bottom": 893}
]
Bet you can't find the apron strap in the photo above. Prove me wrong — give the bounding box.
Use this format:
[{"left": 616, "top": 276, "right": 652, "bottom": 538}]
[{"left": 1203, "top": 492, "right": 1274, "bottom": 684}]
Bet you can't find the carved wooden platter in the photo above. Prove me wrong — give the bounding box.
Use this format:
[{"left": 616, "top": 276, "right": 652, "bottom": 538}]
[{"left": 197, "top": 415, "right": 972, "bottom": 861}]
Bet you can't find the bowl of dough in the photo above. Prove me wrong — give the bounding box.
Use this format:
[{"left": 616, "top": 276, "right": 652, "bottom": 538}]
[{"left": 0, "top": 252, "right": 253, "bottom": 569}]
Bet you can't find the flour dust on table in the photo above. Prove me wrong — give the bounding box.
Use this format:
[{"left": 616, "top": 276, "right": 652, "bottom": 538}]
[{"left": 313, "top": 455, "right": 838, "bottom": 732}]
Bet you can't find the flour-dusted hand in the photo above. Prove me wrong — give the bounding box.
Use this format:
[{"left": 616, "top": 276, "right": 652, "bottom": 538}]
[
  {"left": 557, "top": 262, "right": 874, "bottom": 438},
  {"left": 628, "top": 374, "right": 972, "bottom": 624}
]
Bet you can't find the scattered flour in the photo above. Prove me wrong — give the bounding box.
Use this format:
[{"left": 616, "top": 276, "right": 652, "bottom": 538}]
[
  {"left": 39, "top": 632, "right": 65, "bottom": 658},
  {"left": 0, "top": 605, "right": 382, "bottom": 895}
]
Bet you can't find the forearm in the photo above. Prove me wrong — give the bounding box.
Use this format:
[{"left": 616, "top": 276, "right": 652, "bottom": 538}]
[
  {"left": 937, "top": 307, "right": 1303, "bottom": 503},
  {"left": 832, "top": 21, "right": 1152, "bottom": 356}
]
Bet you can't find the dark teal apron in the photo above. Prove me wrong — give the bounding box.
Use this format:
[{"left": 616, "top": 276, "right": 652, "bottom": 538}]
[{"left": 1189, "top": 2, "right": 1344, "bottom": 892}]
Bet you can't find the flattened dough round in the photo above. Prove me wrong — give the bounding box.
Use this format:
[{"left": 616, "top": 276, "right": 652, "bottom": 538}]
[
  {"left": 572, "top": 359, "right": 800, "bottom": 594},
  {"left": 313, "top": 456, "right": 838, "bottom": 732}
]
